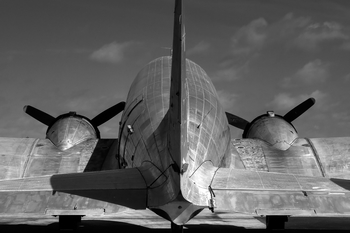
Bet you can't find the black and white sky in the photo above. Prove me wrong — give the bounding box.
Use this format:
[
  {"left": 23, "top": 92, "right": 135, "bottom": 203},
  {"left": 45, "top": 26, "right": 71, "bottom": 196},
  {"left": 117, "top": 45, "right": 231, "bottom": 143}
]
[{"left": 1, "top": 0, "right": 350, "bottom": 139}]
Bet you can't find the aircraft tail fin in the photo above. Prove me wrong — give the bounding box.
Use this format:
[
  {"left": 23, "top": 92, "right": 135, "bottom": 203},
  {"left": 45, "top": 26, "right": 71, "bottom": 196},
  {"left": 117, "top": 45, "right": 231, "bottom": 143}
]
[{"left": 168, "top": 0, "right": 186, "bottom": 168}]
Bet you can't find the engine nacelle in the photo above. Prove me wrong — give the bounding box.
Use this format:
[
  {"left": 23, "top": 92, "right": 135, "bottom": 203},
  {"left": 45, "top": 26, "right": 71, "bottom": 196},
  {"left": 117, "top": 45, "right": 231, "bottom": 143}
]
[
  {"left": 242, "top": 111, "right": 298, "bottom": 150},
  {"left": 46, "top": 112, "right": 99, "bottom": 150}
]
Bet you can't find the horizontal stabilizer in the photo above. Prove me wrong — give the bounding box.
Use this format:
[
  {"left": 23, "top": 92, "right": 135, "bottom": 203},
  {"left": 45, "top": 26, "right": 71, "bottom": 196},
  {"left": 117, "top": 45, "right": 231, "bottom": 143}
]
[
  {"left": 212, "top": 168, "right": 350, "bottom": 191},
  {"left": 0, "top": 167, "right": 149, "bottom": 210},
  {"left": 210, "top": 168, "right": 350, "bottom": 215}
]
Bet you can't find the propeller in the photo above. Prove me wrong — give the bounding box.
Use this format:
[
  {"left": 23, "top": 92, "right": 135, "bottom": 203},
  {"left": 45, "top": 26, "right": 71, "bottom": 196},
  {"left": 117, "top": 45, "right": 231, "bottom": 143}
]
[
  {"left": 24, "top": 101, "right": 126, "bottom": 127},
  {"left": 283, "top": 97, "right": 315, "bottom": 123},
  {"left": 226, "top": 98, "right": 316, "bottom": 130},
  {"left": 91, "top": 101, "right": 126, "bottom": 127},
  {"left": 23, "top": 105, "right": 55, "bottom": 126},
  {"left": 225, "top": 112, "right": 249, "bottom": 130}
]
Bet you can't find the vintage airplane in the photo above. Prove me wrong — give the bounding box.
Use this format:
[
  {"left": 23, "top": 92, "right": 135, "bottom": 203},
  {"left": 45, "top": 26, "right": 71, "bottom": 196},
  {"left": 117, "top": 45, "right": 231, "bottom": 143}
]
[{"left": 1, "top": 0, "right": 350, "bottom": 232}]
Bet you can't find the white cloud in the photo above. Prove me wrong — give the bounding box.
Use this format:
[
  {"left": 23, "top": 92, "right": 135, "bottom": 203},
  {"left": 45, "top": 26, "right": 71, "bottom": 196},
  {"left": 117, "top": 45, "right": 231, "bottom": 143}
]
[
  {"left": 269, "top": 90, "right": 326, "bottom": 111},
  {"left": 267, "top": 13, "right": 349, "bottom": 51},
  {"left": 219, "top": 13, "right": 345, "bottom": 83},
  {"left": 90, "top": 41, "right": 133, "bottom": 64},
  {"left": 187, "top": 41, "right": 210, "bottom": 55},
  {"left": 281, "top": 59, "right": 330, "bottom": 87},
  {"left": 231, "top": 18, "right": 268, "bottom": 55},
  {"left": 269, "top": 93, "right": 301, "bottom": 110},
  {"left": 341, "top": 41, "right": 350, "bottom": 50},
  {"left": 344, "top": 73, "right": 350, "bottom": 82},
  {"left": 280, "top": 13, "right": 311, "bottom": 32},
  {"left": 213, "top": 66, "right": 245, "bottom": 82},
  {"left": 332, "top": 111, "right": 350, "bottom": 122},
  {"left": 294, "top": 21, "right": 349, "bottom": 50},
  {"left": 46, "top": 48, "right": 91, "bottom": 54},
  {"left": 217, "top": 90, "right": 237, "bottom": 111},
  {"left": 295, "top": 59, "right": 330, "bottom": 83},
  {"left": 308, "top": 90, "right": 327, "bottom": 104},
  {"left": 229, "top": 13, "right": 310, "bottom": 55},
  {"left": 230, "top": 13, "right": 350, "bottom": 53}
]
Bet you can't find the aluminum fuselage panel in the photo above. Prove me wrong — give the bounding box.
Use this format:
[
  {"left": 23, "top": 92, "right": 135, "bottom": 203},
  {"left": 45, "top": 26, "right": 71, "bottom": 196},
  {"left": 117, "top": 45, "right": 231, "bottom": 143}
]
[{"left": 118, "top": 56, "right": 231, "bottom": 206}]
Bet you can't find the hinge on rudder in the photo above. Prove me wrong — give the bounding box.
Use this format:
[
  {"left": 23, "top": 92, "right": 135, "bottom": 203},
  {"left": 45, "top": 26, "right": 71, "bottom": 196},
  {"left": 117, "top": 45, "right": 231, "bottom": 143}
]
[{"left": 208, "top": 186, "right": 216, "bottom": 213}]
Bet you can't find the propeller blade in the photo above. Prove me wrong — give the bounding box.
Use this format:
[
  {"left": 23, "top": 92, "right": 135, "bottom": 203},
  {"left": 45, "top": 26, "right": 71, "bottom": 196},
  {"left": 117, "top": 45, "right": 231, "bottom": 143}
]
[
  {"left": 23, "top": 105, "right": 56, "bottom": 126},
  {"left": 225, "top": 112, "right": 249, "bottom": 130},
  {"left": 283, "top": 98, "right": 315, "bottom": 123},
  {"left": 91, "top": 101, "right": 126, "bottom": 127}
]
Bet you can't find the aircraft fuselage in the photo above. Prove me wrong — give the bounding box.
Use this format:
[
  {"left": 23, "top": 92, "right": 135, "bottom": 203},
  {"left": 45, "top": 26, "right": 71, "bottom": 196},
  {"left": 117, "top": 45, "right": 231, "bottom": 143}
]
[{"left": 117, "top": 56, "right": 231, "bottom": 219}]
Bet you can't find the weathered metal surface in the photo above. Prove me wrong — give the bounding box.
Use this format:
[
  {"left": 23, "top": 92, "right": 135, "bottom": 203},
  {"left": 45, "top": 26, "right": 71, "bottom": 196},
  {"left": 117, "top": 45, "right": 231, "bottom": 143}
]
[
  {"left": 310, "top": 137, "right": 350, "bottom": 178},
  {"left": 231, "top": 138, "right": 324, "bottom": 176},
  {"left": 180, "top": 59, "right": 231, "bottom": 207},
  {"left": 46, "top": 115, "right": 98, "bottom": 150},
  {"left": 232, "top": 139, "right": 268, "bottom": 171},
  {"left": 0, "top": 191, "right": 128, "bottom": 216},
  {"left": 243, "top": 114, "right": 298, "bottom": 150},
  {"left": 0, "top": 137, "right": 129, "bottom": 215},
  {"left": 212, "top": 169, "right": 348, "bottom": 191},
  {"left": 210, "top": 167, "right": 350, "bottom": 215},
  {"left": 0, "top": 137, "right": 116, "bottom": 180},
  {"left": 0, "top": 165, "right": 151, "bottom": 211},
  {"left": 116, "top": 3, "right": 230, "bottom": 221},
  {"left": 3, "top": 53, "right": 350, "bottom": 223},
  {"left": 212, "top": 189, "right": 350, "bottom": 215},
  {"left": 2, "top": 52, "right": 350, "bottom": 227},
  {"left": 226, "top": 139, "right": 245, "bottom": 169},
  {"left": 118, "top": 57, "right": 180, "bottom": 209},
  {"left": 264, "top": 138, "right": 323, "bottom": 176},
  {"left": 0, "top": 168, "right": 147, "bottom": 192},
  {"left": 3, "top": 0, "right": 350, "bottom": 228},
  {"left": 0, "top": 138, "right": 38, "bottom": 180}
]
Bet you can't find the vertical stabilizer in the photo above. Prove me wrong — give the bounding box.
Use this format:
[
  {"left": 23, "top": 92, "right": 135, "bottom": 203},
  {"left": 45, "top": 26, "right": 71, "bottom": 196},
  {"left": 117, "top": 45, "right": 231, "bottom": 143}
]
[{"left": 168, "top": 0, "right": 186, "bottom": 170}]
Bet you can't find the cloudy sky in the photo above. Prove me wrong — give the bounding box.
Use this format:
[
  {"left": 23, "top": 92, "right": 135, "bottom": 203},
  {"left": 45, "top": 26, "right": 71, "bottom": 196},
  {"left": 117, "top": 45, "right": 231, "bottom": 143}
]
[{"left": 1, "top": 0, "right": 350, "bottom": 140}]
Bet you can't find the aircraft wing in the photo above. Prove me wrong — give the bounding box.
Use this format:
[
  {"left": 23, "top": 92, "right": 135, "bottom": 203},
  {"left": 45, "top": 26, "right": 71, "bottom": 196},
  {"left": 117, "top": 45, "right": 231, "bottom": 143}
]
[
  {"left": 183, "top": 136, "right": 350, "bottom": 216},
  {"left": 0, "top": 137, "right": 118, "bottom": 180},
  {"left": 307, "top": 137, "right": 350, "bottom": 178},
  {"left": 210, "top": 167, "right": 350, "bottom": 216},
  {"left": 206, "top": 136, "right": 350, "bottom": 216},
  {"left": 0, "top": 137, "right": 150, "bottom": 216},
  {"left": 230, "top": 137, "right": 350, "bottom": 177}
]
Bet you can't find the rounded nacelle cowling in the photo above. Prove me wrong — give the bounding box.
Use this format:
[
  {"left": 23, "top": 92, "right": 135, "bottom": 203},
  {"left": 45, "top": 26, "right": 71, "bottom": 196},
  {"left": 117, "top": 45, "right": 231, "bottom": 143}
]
[
  {"left": 243, "top": 112, "right": 298, "bottom": 150},
  {"left": 46, "top": 112, "right": 99, "bottom": 150},
  {"left": 24, "top": 102, "right": 125, "bottom": 150}
]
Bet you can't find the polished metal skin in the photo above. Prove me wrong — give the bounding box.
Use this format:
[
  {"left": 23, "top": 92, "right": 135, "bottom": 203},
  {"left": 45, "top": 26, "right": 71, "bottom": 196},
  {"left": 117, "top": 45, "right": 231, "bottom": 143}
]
[
  {"left": 117, "top": 55, "right": 230, "bottom": 223},
  {"left": 1, "top": 1, "right": 350, "bottom": 232},
  {"left": 46, "top": 113, "right": 98, "bottom": 150},
  {"left": 243, "top": 113, "right": 298, "bottom": 150}
]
